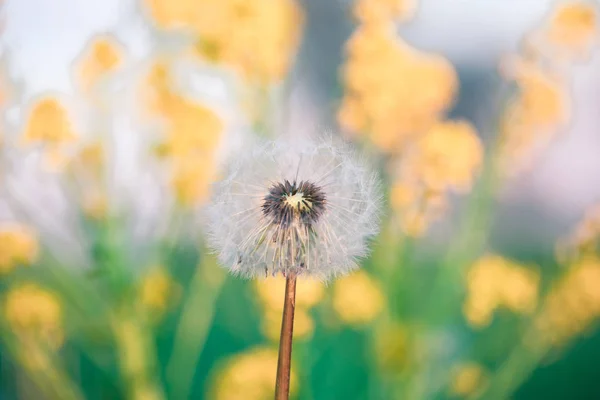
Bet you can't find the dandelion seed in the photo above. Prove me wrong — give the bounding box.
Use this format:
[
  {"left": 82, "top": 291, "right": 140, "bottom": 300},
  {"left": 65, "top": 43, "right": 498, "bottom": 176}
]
[{"left": 206, "top": 135, "right": 381, "bottom": 281}]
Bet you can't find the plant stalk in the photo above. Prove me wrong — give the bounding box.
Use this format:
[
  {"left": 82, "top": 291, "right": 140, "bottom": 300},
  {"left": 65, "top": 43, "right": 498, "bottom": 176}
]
[{"left": 275, "top": 275, "right": 297, "bottom": 400}]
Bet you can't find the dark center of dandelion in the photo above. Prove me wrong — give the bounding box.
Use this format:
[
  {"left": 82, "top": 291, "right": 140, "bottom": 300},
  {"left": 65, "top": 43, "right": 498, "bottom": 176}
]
[{"left": 262, "top": 180, "right": 326, "bottom": 227}]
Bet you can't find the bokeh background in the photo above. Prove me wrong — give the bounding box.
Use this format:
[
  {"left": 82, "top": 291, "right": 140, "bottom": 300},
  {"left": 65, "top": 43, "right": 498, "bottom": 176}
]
[{"left": 1, "top": 0, "right": 600, "bottom": 399}]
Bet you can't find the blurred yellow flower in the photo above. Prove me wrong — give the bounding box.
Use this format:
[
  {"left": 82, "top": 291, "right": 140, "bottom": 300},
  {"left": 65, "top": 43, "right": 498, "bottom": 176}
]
[
  {"left": 139, "top": 267, "right": 181, "bottom": 315},
  {"left": 4, "top": 284, "right": 63, "bottom": 348},
  {"left": 536, "top": 256, "right": 600, "bottom": 346},
  {"left": 75, "top": 35, "right": 124, "bottom": 92},
  {"left": 373, "top": 321, "right": 410, "bottom": 374},
  {"left": 22, "top": 96, "right": 77, "bottom": 145},
  {"left": 255, "top": 277, "right": 323, "bottom": 341},
  {"left": 339, "top": 23, "right": 457, "bottom": 152},
  {"left": 208, "top": 346, "right": 297, "bottom": 400},
  {"left": 543, "top": 1, "right": 598, "bottom": 59},
  {"left": 389, "top": 120, "right": 482, "bottom": 236},
  {"left": 67, "top": 142, "right": 108, "bottom": 220},
  {"left": 556, "top": 203, "right": 600, "bottom": 262},
  {"left": 412, "top": 120, "right": 483, "bottom": 193},
  {"left": 255, "top": 276, "right": 325, "bottom": 310},
  {"left": 141, "top": 62, "right": 224, "bottom": 206},
  {"left": 262, "top": 307, "right": 314, "bottom": 341},
  {"left": 353, "top": 0, "right": 417, "bottom": 23},
  {"left": 449, "top": 362, "right": 488, "bottom": 397},
  {"left": 144, "top": 0, "right": 303, "bottom": 83},
  {"left": 0, "top": 223, "right": 38, "bottom": 274},
  {"left": 464, "top": 255, "right": 539, "bottom": 328},
  {"left": 500, "top": 57, "right": 570, "bottom": 174},
  {"left": 333, "top": 271, "right": 384, "bottom": 325}
]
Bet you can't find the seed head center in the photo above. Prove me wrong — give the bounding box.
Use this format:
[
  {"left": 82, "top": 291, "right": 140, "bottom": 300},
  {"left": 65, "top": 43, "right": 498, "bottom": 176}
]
[{"left": 262, "top": 180, "right": 326, "bottom": 227}]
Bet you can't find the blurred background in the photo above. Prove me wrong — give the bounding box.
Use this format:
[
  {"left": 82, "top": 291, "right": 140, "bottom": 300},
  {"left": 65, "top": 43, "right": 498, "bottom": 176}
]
[{"left": 0, "top": 0, "right": 599, "bottom": 399}]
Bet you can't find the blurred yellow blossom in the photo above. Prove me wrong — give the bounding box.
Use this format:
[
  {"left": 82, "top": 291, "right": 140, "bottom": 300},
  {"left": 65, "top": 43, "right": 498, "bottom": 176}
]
[
  {"left": 333, "top": 271, "right": 384, "bottom": 325},
  {"left": 535, "top": 256, "right": 600, "bottom": 346},
  {"left": 339, "top": 23, "right": 457, "bottom": 152},
  {"left": 4, "top": 284, "right": 63, "bottom": 348},
  {"left": 449, "top": 362, "right": 488, "bottom": 397},
  {"left": 144, "top": 0, "right": 304, "bottom": 82},
  {"left": 464, "top": 255, "right": 539, "bottom": 328},
  {"left": 75, "top": 35, "right": 124, "bottom": 92},
  {"left": 22, "top": 96, "right": 77, "bottom": 147},
  {"left": 373, "top": 321, "right": 410, "bottom": 374},
  {"left": 67, "top": 142, "right": 108, "bottom": 220},
  {"left": 255, "top": 276, "right": 325, "bottom": 310},
  {"left": 141, "top": 62, "right": 224, "bottom": 206},
  {"left": 0, "top": 223, "right": 38, "bottom": 273},
  {"left": 556, "top": 203, "right": 600, "bottom": 262},
  {"left": 208, "top": 346, "right": 297, "bottom": 400},
  {"left": 353, "top": 0, "right": 417, "bottom": 23},
  {"left": 410, "top": 120, "right": 483, "bottom": 193},
  {"left": 389, "top": 120, "right": 482, "bottom": 236},
  {"left": 539, "top": 1, "right": 599, "bottom": 60},
  {"left": 139, "top": 268, "right": 181, "bottom": 315},
  {"left": 255, "top": 276, "right": 323, "bottom": 341},
  {"left": 262, "top": 307, "right": 314, "bottom": 341}
]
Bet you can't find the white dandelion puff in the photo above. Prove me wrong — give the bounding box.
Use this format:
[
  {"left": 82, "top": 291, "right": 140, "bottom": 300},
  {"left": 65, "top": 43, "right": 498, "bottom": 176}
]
[{"left": 206, "top": 135, "right": 382, "bottom": 281}]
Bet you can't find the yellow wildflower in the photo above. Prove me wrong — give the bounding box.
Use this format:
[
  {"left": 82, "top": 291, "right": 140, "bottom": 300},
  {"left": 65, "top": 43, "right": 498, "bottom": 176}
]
[
  {"left": 464, "top": 255, "right": 539, "bottom": 328},
  {"left": 449, "top": 362, "right": 488, "bottom": 397},
  {"left": 333, "top": 271, "right": 384, "bottom": 325},
  {"left": 75, "top": 35, "right": 124, "bottom": 92},
  {"left": 389, "top": 120, "right": 482, "bottom": 236},
  {"left": 0, "top": 223, "right": 38, "bottom": 273},
  {"left": 67, "top": 142, "right": 108, "bottom": 220},
  {"left": 255, "top": 276, "right": 325, "bottom": 311},
  {"left": 556, "top": 203, "right": 600, "bottom": 262},
  {"left": 4, "top": 284, "right": 63, "bottom": 348},
  {"left": 543, "top": 1, "right": 598, "bottom": 59},
  {"left": 144, "top": 0, "right": 304, "bottom": 83},
  {"left": 373, "top": 321, "right": 410, "bottom": 374},
  {"left": 22, "top": 96, "right": 77, "bottom": 145},
  {"left": 411, "top": 120, "right": 483, "bottom": 193},
  {"left": 536, "top": 256, "right": 600, "bottom": 346},
  {"left": 208, "top": 346, "right": 298, "bottom": 400},
  {"left": 500, "top": 58, "right": 570, "bottom": 174},
  {"left": 262, "top": 307, "right": 314, "bottom": 341},
  {"left": 340, "top": 23, "right": 457, "bottom": 152},
  {"left": 139, "top": 268, "right": 181, "bottom": 314},
  {"left": 353, "top": 0, "right": 417, "bottom": 23}
]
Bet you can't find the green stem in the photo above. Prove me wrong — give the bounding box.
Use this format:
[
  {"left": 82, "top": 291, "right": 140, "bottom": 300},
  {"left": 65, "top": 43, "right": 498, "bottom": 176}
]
[{"left": 165, "top": 254, "right": 226, "bottom": 399}]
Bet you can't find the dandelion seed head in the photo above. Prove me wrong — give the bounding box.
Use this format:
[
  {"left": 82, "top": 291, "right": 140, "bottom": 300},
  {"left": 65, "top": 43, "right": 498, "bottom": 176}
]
[{"left": 206, "top": 136, "right": 381, "bottom": 280}]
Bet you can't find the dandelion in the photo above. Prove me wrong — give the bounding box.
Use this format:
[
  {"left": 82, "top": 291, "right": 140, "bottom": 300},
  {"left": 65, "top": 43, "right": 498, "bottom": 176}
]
[{"left": 206, "top": 135, "right": 381, "bottom": 399}]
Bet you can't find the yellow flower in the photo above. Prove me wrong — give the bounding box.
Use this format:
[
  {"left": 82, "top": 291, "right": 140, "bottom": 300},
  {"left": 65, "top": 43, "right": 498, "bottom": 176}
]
[
  {"left": 75, "top": 35, "right": 124, "bottom": 92},
  {"left": 22, "top": 96, "right": 77, "bottom": 145},
  {"left": 556, "top": 203, "right": 600, "bottom": 262},
  {"left": 353, "top": 0, "right": 417, "bottom": 23},
  {"left": 144, "top": 0, "right": 304, "bottom": 83},
  {"left": 449, "top": 363, "right": 488, "bottom": 397},
  {"left": 544, "top": 1, "right": 598, "bottom": 59},
  {"left": 411, "top": 120, "right": 483, "bottom": 193},
  {"left": 536, "top": 256, "right": 600, "bottom": 346},
  {"left": 332, "top": 271, "right": 384, "bottom": 325},
  {"left": 4, "top": 284, "right": 63, "bottom": 348},
  {"left": 500, "top": 58, "right": 570, "bottom": 174},
  {"left": 0, "top": 224, "right": 38, "bottom": 273},
  {"left": 372, "top": 321, "right": 409, "bottom": 373},
  {"left": 255, "top": 276, "right": 325, "bottom": 311},
  {"left": 262, "top": 307, "right": 314, "bottom": 341},
  {"left": 139, "top": 268, "right": 181, "bottom": 314},
  {"left": 339, "top": 23, "right": 457, "bottom": 152},
  {"left": 208, "top": 346, "right": 298, "bottom": 400},
  {"left": 464, "top": 255, "right": 539, "bottom": 328},
  {"left": 67, "top": 142, "right": 108, "bottom": 220}
]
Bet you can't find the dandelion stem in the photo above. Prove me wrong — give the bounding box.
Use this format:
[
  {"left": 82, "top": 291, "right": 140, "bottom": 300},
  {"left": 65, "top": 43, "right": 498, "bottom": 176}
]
[{"left": 275, "top": 274, "right": 297, "bottom": 400}]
